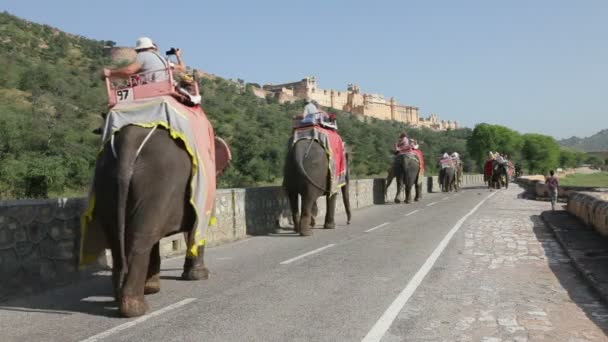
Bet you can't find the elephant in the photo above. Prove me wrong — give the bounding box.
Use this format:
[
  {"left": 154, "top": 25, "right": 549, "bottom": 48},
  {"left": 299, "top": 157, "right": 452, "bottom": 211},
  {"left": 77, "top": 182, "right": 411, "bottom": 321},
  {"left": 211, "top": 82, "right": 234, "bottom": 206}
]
[
  {"left": 490, "top": 160, "right": 509, "bottom": 189},
  {"left": 393, "top": 153, "right": 422, "bottom": 203},
  {"left": 284, "top": 139, "right": 352, "bottom": 236},
  {"left": 91, "top": 125, "right": 212, "bottom": 317},
  {"left": 439, "top": 166, "right": 457, "bottom": 192}
]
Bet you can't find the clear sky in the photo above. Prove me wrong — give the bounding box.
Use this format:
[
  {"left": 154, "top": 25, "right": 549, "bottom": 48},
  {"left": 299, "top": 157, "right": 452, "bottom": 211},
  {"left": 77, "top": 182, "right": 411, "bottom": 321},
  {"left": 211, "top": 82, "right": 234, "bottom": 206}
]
[{"left": 2, "top": 0, "right": 607, "bottom": 139}]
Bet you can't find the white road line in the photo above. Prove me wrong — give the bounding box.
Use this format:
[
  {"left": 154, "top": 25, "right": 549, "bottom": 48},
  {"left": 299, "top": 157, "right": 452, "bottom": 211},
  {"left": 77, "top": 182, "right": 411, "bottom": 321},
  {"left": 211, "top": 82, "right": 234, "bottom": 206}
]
[
  {"left": 404, "top": 210, "right": 420, "bottom": 217},
  {"left": 426, "top": 202, "right": 437, "bottom": 207},
  {"left": 362, "top": 191, "right": 496, "bottom": 342},
  {"left": 280, "top": 244, "right": 336, "bottom": 265},
  {"left": 364, "top": 222, "right": 391, "bottom": 233},
  {"left": 442, "top": 197, "right": 450, "bottom": 201},
  {"left": 79, "top": 298, "right": 197, "bottom": 342}
]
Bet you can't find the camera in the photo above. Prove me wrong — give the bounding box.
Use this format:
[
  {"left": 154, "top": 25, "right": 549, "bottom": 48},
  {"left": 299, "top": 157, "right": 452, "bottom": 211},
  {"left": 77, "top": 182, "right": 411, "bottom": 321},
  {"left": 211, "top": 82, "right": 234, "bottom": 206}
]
[{"left": 166, "top": 47, "right": 178, "bottom": 55}]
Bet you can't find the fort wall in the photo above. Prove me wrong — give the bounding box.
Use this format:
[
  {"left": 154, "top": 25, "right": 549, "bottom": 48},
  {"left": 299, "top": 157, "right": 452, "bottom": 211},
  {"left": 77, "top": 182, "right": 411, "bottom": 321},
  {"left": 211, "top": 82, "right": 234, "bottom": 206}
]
[{"left": 259, "top": 76, "right": 458, "bottom": 131}]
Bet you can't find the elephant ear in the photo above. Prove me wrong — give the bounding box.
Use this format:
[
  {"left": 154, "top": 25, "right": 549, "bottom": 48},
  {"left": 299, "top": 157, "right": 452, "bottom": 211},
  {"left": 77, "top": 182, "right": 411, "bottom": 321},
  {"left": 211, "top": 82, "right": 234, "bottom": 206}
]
[{"left": 215, "top": 136, "right": 232, "bottom": 177}]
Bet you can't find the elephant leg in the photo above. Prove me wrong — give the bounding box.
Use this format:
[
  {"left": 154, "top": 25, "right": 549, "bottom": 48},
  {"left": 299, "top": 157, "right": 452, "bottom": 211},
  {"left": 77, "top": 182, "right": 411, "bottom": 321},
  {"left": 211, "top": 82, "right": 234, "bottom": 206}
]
[
  {"left": 341, "top": 183, "right": 352, "bottom": 224},
  {"left": 394, "top": 177, "right": 402, "bottom": 203},
  {"left": 299, "top": 193, "right": 317, "bottom": 236},
  {"left": 104, "top": 223, "right": 125, "bottom": 302},
  {"left": 288, "top": 191, "right": 300, "bottom": 233},
  {"left": 405, "top": 184, "right": 412, "bottom": 204},
  {"left": 384, "top": 174, "right": 393, "bottom": 203},
  {"left": 415, "top": 181, "right": 422, "bottom": 201},
  {"left": 120, "top": 248, "right": 152, "bottom": 317},
  {"left": 144, "top": 242, "right": 161, "bottom": 295},
  {"left": 110, "top": 243, "right": 125, "bottom": 302},
  {"left": 310, "top": 200, "right": 318, "bottom": 228},
  {"left": 182, "top": 241, "right": 209, "bottom": 281},
  {"left": 324, "top": 194, "right": 337, "bottom": 229}
]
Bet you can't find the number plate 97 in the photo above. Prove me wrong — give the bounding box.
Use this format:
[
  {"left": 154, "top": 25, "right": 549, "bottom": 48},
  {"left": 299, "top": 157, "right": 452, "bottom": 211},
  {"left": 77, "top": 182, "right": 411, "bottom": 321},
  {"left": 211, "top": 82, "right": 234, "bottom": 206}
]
[{"left": 116, "top": 88, "right": 133, "bottom": 102}]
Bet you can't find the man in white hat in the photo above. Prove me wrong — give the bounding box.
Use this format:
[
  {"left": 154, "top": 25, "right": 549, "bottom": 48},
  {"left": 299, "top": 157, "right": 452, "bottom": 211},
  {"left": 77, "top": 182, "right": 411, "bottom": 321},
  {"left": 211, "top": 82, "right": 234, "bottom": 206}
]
[{"left": 103, "top": 37, "right": 169, "bottom": 82}]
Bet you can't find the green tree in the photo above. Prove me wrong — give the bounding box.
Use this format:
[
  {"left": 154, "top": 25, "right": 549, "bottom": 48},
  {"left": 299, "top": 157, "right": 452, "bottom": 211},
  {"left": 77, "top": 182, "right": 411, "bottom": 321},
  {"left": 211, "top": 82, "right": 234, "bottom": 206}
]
[
  {"left": 467, "top": 123, "right": 522, "bottom": 171},
  {"left": 521, "top": 134, "right": 560, "bottom": 174}
]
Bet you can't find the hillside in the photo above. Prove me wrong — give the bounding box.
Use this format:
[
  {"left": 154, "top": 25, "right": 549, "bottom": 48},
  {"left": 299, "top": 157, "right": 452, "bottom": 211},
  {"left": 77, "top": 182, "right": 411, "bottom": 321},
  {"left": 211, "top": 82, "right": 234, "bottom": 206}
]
[
  {"left": 0, "top": 11, "right": 473, "bottom": 199},
  {"left": 559, "top": 129, "right": 608, "bottom": 152}
]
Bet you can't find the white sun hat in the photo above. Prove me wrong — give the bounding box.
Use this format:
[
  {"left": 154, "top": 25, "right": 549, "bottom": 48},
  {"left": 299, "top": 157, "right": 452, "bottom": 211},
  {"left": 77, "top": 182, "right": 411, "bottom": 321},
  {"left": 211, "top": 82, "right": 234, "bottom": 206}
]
[{"left": 134, "top": 37, "right": 155, "bottom": 51}]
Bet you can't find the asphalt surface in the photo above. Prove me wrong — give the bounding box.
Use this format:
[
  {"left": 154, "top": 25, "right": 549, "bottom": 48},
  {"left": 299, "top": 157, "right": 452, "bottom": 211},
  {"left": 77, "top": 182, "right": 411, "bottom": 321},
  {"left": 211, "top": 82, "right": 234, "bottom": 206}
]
[{"left": 0, "top": 187, "right": 525, "bottom": 342}]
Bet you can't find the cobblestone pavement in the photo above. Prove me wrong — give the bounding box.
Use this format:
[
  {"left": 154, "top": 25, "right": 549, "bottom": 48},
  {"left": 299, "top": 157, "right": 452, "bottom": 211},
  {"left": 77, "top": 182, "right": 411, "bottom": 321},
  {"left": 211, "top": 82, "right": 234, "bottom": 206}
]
[{"left": 384, "top": 186, "right": 608, "bottom": 342}]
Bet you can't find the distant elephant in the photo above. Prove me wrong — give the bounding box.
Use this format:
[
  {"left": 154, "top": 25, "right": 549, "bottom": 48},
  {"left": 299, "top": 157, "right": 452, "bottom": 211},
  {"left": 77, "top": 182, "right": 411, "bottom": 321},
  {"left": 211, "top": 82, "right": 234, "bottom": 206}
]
[
  {"left": 91, "top": 125, "right": 226, "bottom": 317},
  {"left": 393, "top": 153, "right": 422, "bottom": 203},
  {"left": 439, "top": 166, "right": 456, "bottom": 192},
  {"left": 490, "top": 160, "right": 509, "bottom": 189},
  {"left": 284, "top": 139, "right": 351, "bottom": 236}
]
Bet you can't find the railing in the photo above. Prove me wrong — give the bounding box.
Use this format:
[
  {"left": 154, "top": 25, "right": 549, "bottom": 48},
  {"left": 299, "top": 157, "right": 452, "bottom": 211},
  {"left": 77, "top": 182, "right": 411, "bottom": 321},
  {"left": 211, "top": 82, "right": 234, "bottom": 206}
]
[{"left": 103, "top": 67, "right": 199, "bottom": 107}]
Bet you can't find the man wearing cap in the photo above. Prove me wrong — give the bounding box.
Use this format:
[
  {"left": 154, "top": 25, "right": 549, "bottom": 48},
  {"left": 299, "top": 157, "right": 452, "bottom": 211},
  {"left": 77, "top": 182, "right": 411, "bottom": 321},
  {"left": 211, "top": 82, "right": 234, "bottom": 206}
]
[{"left": 103, "top": 37, "right": 170, "bottom": 82}]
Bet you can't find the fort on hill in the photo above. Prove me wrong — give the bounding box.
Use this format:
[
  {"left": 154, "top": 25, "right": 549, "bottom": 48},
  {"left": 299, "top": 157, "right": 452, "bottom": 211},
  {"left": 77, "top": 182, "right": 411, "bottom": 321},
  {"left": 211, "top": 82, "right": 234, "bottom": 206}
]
[{"left": 252, "top": 76, "right": 459, "bottom": 131}]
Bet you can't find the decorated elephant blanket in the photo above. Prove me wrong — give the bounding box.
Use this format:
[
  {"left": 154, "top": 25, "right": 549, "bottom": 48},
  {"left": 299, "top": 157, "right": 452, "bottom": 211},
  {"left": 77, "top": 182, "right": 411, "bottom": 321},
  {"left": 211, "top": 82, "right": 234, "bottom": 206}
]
[
  {"left": 484, "top": 160, "right": 493, "bottom": 179},
  {"left": 80, "top": 96, "right": 216, "bottom": 265},
  {"left": 292, "top": 125, "right": 346, "bottom": 195}
]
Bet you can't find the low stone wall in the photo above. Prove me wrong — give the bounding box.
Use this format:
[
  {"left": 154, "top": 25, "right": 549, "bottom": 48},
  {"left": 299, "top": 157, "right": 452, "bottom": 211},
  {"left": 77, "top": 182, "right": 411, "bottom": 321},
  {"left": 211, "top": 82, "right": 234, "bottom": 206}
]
[
  {"left": 0, "top": 174, "right": 485, "bottom": 299},
  {"left": 516, "top": 177, "right": 605, "bottom": 200},
  {"left": 568, "top": 192, "right": 608, "bottom": 237}
]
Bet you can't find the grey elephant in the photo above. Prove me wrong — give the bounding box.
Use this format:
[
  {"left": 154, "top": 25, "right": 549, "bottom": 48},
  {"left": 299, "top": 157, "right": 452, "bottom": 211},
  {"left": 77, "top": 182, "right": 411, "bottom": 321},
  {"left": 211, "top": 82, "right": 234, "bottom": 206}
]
[
  {"left": 439, "top": 166, "right": 457, "bottom": 192},
  {"left": 284, "top": 138, "right": 352, "bottom": 236},
  {"left": 393, "top": 153, "right": 422, "bottom": 203},
  {"left": 84, "top": 124, "right": 230, "bottom": 318},
  {"left": 490, "top": 160, "right": 509, "bottom": 189}
]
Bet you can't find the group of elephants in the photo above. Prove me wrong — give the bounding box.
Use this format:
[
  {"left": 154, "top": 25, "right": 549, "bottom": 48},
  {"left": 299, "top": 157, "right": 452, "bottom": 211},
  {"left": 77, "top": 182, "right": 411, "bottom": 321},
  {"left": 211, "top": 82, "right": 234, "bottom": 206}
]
[
  {"left": 92, "top": 125, "right": 362, "bottom": 317},
  {"left": 90, "top": 124, "right": 488, "bottom": 317}
]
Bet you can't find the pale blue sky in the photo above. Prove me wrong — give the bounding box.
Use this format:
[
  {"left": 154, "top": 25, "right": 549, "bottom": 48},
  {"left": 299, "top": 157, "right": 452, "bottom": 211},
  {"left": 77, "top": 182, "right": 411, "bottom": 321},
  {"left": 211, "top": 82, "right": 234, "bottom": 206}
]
[{"left": 2, "top": 0, "right": 608, "bottom": 139}]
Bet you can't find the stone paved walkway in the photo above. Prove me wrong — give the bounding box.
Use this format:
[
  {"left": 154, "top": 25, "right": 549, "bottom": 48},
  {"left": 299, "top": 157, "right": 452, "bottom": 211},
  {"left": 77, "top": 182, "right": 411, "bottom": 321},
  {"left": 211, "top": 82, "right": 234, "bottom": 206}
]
[{"left": 384, "top": 186, "right": 608, "bottom": 342}]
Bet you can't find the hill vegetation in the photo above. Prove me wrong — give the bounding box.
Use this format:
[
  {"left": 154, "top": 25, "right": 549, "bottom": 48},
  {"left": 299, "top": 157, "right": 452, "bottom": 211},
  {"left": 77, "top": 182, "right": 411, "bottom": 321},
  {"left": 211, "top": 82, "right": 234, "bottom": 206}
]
[
  {"left": 559, "top": 129, "right": 608, "bottom": 152},
  {"left": 0, "top": 11, "right": 602, "bottom": 199}
]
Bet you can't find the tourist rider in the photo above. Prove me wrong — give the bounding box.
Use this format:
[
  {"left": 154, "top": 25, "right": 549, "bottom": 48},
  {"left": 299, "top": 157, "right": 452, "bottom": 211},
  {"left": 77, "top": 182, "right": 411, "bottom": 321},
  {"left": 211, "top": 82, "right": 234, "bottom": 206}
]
[
  {"left": 395, "top": 133, "right": 410, "bottom": 153},
  {"left": 102, "top": 37, "right": 170, "bottom": 82}
]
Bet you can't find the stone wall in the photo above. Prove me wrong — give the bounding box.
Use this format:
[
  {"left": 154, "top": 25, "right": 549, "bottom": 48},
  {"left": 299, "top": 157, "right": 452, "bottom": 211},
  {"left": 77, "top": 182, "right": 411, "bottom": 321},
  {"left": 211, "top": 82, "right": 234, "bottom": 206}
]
[
  {"left": 0, "top": 174, "right": 485, "bottom": 299},
  {"left": 567, "top": 192, "right": 608, "bottom": 237},
  {"left": 517, "top": 177, "right": 606, "bottom": 200}
]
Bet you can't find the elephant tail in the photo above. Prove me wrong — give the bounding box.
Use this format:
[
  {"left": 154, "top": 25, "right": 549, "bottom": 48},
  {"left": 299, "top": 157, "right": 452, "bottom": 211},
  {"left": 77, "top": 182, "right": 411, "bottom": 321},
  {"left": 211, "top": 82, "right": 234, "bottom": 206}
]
[
  {"left": 294, "top": 139, "right": 327, "bottom": 193},
  {"left": 115, "top": 129, "right": 144, "bottom": 286}
]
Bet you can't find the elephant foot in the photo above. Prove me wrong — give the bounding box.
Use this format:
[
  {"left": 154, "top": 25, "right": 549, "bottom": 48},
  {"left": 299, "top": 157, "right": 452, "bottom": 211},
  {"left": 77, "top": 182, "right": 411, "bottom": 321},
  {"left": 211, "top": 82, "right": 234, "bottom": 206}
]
[
  {"left": 144, "top": 274, "right": 160, "bottom": 295},
  {"left": 310, "top": 217, "right": 316, "bottom": 227},
  {"left": 405, "top": 200, "right": 410, "bottom": 204},
  {"left": 120, "top": 295, "right": 148, "bottom": 318},
  {"left": 394, "top": 198, "right": 401, "bottom": 204},
  {"left": 299, "top": 228, "right": 313, "bottom": 236},
  {"left": 181, "top": 266, "right": 210, "bottom": 281},
  {"left": 414, "top": 197, "right": 420, "bottom": 202},
  {"left": 324, "top": 222, "right": 336, "bottom": 229}
]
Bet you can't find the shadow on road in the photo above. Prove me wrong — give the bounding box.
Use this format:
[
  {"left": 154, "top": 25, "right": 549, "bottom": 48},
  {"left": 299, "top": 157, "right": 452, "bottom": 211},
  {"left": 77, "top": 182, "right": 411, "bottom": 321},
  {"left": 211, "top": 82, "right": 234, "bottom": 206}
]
[
  {"left": 0, "top": 269, "right": 119, "bottom": 317},
  {"left": 531, "top": 214, "right": 608, "bottom": 335}
]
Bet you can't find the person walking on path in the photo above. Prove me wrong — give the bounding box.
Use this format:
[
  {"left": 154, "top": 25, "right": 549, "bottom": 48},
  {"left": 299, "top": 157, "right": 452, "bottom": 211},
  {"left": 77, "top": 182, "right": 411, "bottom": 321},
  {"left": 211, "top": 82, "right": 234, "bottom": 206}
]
[{"left": 546, "top": 170, "right": 559, "bottom": 211}]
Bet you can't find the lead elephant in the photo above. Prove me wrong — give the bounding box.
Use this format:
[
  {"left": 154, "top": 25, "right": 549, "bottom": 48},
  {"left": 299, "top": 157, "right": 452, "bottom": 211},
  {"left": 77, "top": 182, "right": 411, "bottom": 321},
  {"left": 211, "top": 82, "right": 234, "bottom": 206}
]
[
  {"left": 89, "top": 125, "right": 229, "bottom": 317},
  {"left": 394, "top": 153, "right": 422, "bottom": 203},
  {"left": 284, "top": 139, "right": 352, "bottom": 236}
]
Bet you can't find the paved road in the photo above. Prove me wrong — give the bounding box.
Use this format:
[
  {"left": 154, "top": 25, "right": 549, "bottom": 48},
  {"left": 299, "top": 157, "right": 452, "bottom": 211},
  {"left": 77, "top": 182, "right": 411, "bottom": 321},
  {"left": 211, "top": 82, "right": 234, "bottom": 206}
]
[{"left": 1, "top": 186, "right": 607, "bottom": 341}]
